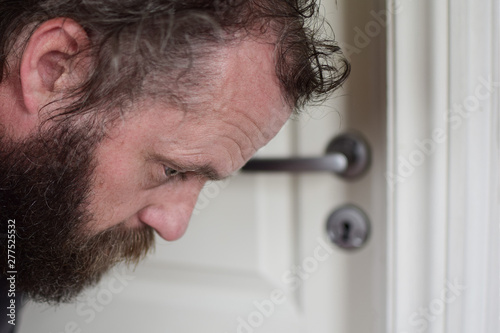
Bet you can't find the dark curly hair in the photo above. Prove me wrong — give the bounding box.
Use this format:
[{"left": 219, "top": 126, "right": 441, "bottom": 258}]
[{"left": 0, "top": 0, "right": 350, "bottom": 120}]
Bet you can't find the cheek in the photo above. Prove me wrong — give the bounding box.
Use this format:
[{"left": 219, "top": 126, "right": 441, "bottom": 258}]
[{"left": 87, "top": 150, "right": 147, "bottom": 230}]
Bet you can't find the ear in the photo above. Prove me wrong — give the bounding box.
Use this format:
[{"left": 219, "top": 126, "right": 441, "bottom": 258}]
[{"left": 20, "top": 18, "right": 89, "bottom": 115}]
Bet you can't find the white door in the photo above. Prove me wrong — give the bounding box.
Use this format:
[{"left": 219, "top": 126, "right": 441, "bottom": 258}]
[{"left": 19, "top": 1, "right": 388, "bottom": 332}]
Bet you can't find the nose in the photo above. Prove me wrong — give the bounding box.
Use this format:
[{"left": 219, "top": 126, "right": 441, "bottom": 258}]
[{"left": 137, "top": 179, "right": 205, "bottom": 241}]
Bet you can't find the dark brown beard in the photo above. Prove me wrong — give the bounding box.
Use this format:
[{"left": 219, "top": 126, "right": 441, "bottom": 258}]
[{"left": 0, "top": 121, "right": 155, "bottom": 304}]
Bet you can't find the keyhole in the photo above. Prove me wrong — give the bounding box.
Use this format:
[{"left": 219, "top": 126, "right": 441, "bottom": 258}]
[
  {"left": 327, "top": 205, "right": 370, "bottom": 250},
  {"left": 341, "top": 221, "right": 351, "bottom": 242}
]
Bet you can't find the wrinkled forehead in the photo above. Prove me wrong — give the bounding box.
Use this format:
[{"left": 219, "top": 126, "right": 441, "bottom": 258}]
[
  {"left": 191, "top": 37, "right": 290, "bottom": 136},
  {"left": 143, "top": 32, "right": 289, "bottom": 109},
  {"left": 199, "top": 37, "right": 289, "bottom": 112}
]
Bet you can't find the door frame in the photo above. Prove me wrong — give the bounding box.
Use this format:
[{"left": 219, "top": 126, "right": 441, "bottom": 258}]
[{"left": 386, "top": 0, "right": 500, "bottom": 332}]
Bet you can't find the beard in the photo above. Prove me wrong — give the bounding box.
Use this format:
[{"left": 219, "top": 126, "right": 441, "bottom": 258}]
[{"left": 0, "top": 119, "right": 155, "bottom": 304}]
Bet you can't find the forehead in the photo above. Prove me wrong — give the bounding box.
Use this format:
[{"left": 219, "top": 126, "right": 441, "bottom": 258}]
[
  {"left": 104, "top": 37, "right": 291, "bottom": 175},
  {"left": 142, "top": 37, "right": 290, "bottom": 122},
  {"left": 166, "top": 40, "right": 290, "bottom": 165},
  {"left": 179, "top": 36, "right": 289, "bottom": 115}
]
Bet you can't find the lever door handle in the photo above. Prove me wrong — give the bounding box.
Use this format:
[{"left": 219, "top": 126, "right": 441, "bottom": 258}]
[
  {"left": 241, "top": 154, "right": 349, "bottom": 173},
  {"left": 242, "top": 132, "right": 370, "bottom": 179}
]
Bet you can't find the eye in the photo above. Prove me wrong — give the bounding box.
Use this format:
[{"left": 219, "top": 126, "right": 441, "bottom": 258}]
[{"left": 164, "top": 166, "right": 180, "bottom": 178}]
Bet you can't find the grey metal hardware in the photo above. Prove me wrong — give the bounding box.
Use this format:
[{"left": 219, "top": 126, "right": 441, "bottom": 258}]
[
  {"left": 241, "top": 132, "right": 370, "bottom": 179},
  {"left": 326, "top": 205, "right": 370, "bottom": 250}
]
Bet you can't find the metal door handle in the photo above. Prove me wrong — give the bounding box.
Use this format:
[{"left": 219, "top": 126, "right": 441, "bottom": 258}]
[{"left": 242, "top": 132, "right": 370, "bottom": 179}]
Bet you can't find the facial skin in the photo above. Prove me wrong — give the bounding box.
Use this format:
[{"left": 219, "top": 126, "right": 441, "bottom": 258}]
[
  {"left": 89, "top": 39, "right": 291, "bottom": 241},
  {"left": 0, "top": 19, "right": 291, "bottom": 303}
]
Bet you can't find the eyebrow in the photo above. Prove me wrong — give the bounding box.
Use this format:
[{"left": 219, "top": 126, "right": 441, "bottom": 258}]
[
  {"left": 148, "top": 153, "right": 228, "bottom": 181},
  {"left": 186, "top": 163, "right": 228, "bottom": 181}
]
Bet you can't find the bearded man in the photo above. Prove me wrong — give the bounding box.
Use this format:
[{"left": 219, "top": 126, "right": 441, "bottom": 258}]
[{"left": 0, "top": 0, "right": 349, "bottom": 331}]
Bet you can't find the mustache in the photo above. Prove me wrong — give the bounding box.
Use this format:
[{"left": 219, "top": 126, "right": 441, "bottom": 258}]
[{"left": 70, "top": 221, "right": 156, "bottom": 277}]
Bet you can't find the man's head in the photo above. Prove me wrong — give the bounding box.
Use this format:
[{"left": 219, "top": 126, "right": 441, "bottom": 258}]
[{"left": 0, "top": 0, "right": 349, "bottom": 304}]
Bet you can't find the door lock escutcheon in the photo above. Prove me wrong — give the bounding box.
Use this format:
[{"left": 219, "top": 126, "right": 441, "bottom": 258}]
[
  {"left": 326, "top": 205, "right": 370, "bottom": 250},
  {"left": 241, "top": 132, "right": 370, "bottom": 180}
]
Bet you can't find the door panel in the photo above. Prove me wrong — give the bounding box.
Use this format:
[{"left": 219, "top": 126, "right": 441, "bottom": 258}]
[{"left": 19, "top": 1, "right": 388, "bottom": 332}]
